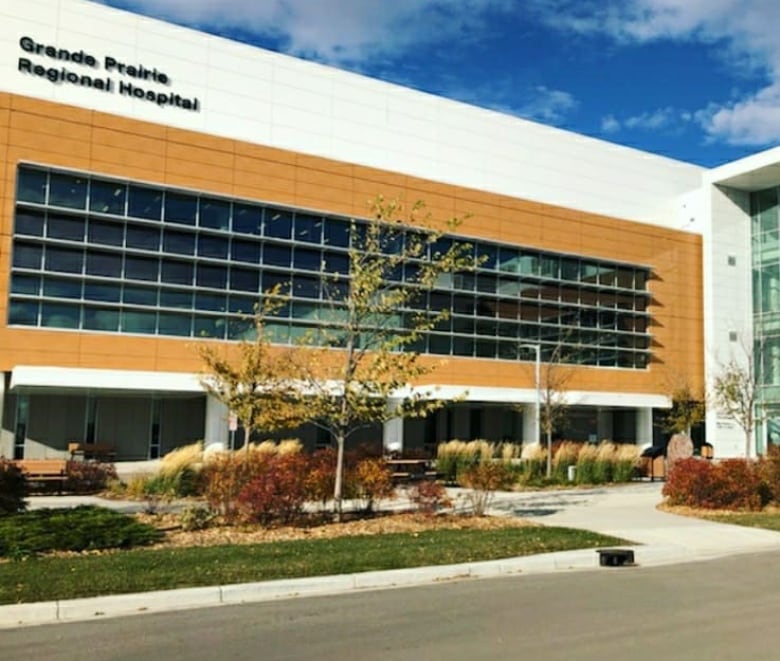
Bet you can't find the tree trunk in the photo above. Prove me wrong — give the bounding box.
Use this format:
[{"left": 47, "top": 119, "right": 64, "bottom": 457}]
[
  {"left": 545, "top": 428, "right": 552, "bottom": 478},
  {"left": 333, "top": 433, "right": 345, "bottom": 522}
]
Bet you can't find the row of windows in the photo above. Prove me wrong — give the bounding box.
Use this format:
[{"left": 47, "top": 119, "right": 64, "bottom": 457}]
[
  {"left": 17, "top": 167, "right": 651, "bottom": 288},
  {"left": 6, "top": 298, "right": 649, "bottom": 368},
  {"left": 11, "top": 165, "right": 654, "bottom": 369}
]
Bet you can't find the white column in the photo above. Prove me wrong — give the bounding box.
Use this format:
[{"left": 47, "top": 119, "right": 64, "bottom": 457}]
[
  {"left": 635, "top": 407, "right": 653, "bottom": 446},
  {"left": 0, "top": 373, "right": 8, "bottom": 457},
  {"left": 204, "top": 395, "right": 229, "bottom": 452},
  {"left": 383, "top": 398, "right": 403, "bottom": 454},
  {"left": 522, "top": 403, "right": 538, "bottom": 445}
]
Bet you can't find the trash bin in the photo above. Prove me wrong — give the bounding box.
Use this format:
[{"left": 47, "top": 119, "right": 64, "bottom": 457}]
[{"left": 639, "top": 445, "right": 666, "bottom": 481}]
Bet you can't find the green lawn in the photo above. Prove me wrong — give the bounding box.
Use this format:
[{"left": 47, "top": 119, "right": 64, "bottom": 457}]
[
  {"left": 701, "top": 511, "right": 780, "bottom": 532},
  {"left": 0, "top": 526, "right": 628, "bottom": 605}
]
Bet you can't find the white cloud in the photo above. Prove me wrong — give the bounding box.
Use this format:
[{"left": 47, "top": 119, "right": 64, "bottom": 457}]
[
  {"left": 99, "top": 0, "right": 514, "bottom": 64},
  {"left": 530, "top": 0, "right": 780, "bottom": 147},
  {"left": 518, "top": 86, "right": 578, "bottom": 123},
  {"left": 601, "top": 115, "right": 621, "bottom": 133}
]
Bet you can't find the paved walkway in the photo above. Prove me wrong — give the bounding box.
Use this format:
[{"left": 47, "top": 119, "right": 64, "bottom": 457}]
[{"left": 4, "top": 482, "right": 780, "bottom": 628}]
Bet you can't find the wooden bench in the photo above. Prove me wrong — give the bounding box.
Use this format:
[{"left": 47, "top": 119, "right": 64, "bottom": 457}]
[
  {"left": 68, "top": 442, "right": 116, "bottom": 461},
  {"left": 384, "top": 459, "right": 437, "bottom": 483},
  {"left": 13, "top": 459, "right": 67, "bottom": 494}
]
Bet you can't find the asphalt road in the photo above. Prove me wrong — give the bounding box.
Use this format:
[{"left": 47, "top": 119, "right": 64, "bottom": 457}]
[{"left": 5, "top": 550, "right": 780, "bottom": 661}]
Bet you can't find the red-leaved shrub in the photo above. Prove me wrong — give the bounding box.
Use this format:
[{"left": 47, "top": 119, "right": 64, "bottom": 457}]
[
  {"left": 65, "top": 461, "right": 117, "bottom": 494},
  {"left": 409, "top": 480, "right": 452, "bottom": 515},
  {"left": 353, "top": 458, "right": 395, "bottom": 513},
  {"left": 0, "top": 459, "right": 27, "bottom": 515},
  {"left": 663, "top": 457, "right": 766, "bottom": 510},
  {"left": 236, "top": 453, "right": 311, "bottom": 525}
]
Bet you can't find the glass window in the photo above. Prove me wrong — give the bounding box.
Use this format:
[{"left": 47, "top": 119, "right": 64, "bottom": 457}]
[
  {"left": 123, "top": 286, "right": 157, "bottom": 306},
  {"left": 323, "top": 252, "right": 349, "bottom": 274},
  {"left": 126, "top": 256, "right": 158, "bottom": 281},
  {"left": 17, "top": 168, "right": 47, "bottom": 204},
  {"left": 41, "top": 302, "right": 80, "bottom": 328},
  {"left": 8, "top": 300, "right": 39, "bottom": 325},
  {"left": 199, "top": 198, "right": 230, "bottom": 230},
  {"left": 43, "top": 277, "right": 82, "bottom": 299},
  {"left": 83, "top": 307, "right": 120, "bottom": 332},
  {"left": 195, "top": 292, "right": 226, "bottom": 312},
  {"left": 264, "top": 208, "right": 293, "bottom": 239},
  {"left": 429, "top": 334, "right": 450, "bottom": 355},
  {"left": 561, "top": 258, "right": 580, "bottom": 281},
  {"left": 15, "top": 210, "right": 45, "bottom": 236},
  {"left": 263, "top": 244, "right": 291, "bottom": 268},
  {"left": 262, "top": 271, "right": 290, "bottom": 296},
  {"left": 46, "top": 214, "right": 85, "bottom": 242},
  {"left": 293, "top": 275, "right": 319, "bottom": 299},
  {"left": 498, "top": 248, "right": 520, "bottom": 273},
  {"left": 324, "top": 219, "right": 350, "bottom": 247},
  {"left": 88, "top": 219, "right": 124, "bottom": 246},
  {"left": 11, "top": 274, "right": 40, "bottom": 295},
  {"left": 479, "top": 244, "right": 498, "bottom": 270},
  {"left": 518, "top": 252, "right": 539, "bottom": 276},
  {"left": 294, "top": 247, "right": 321, "bottom": 271},
  {"left": 158, "top": 312, "right": 192, "bottom": 337},
  {"left": 232, "top": 239, "right": 260, "bottom": 263},
  {"left": 194, "top": 315, "right": 225, "bottom": 339},
  {"left": 46, "top": 247, "right": 83, "bottom": 274},
  {"left": 228, "top": 317, "right": 255, "bottom": 340},
  {"left": 197, "top": 235, "right": 228, "bottom": 259},
  {"left": 128, "top": 185, "right": 163, "bottom": 220},
  {"left": 89, "top": 179, "right": 126, "bottom": 215},
  {"left": 228, "top": 295, "right": 256, "bottom": 314},
  {"left": 126, "top": 225, "right": 161, "bottom": 251},
  {"left": 164, "top": 192, "right": 196, "bottom": 225},
  {"left": 160, "top": 289, "right": 192, "bottom": 309},
  {"left": 196, "top": 264, "right": 227, "bottom": 289},
  {"left": 452, "top": 337, "right": 474, "bottom": 356},
  {"left": 162, "top": 229, "right": 196, "bottom": 255},
  {"left": 230, "top": 267, "right": 260, "bottom": 292},
  {"left": 122, "top": 310, "right": 157, "bottom": 334},
  {"left": 541, "top": 255, "right": 559, "bottom": 278},
  {"left": 49, "top": 173, "right": 87, "bottom": 209},
  {"left": 84, "top": 282, "right": 121, "bottom": 302},
  {"left": 233, "top": 203, "right": 262, "bottom": 235},
  {"left": 294, "top": 213, "right": 323, "bottom": 243},
  {"left": 161, "top": 260, "right": 193, "bottom": 286},
  {"left": 87, "top": 250, "right": 122, "bottom": 278},
  {"left": 600, "top": 267, "right": 617, "bottom": 287}
]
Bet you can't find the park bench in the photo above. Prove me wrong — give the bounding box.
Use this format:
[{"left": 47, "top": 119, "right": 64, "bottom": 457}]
[
  {"left": 13, "top": 459, "right": 67, "bottom": 494},
  {"left": 384, "top": 458, "right": 438, "bottom": 483}
]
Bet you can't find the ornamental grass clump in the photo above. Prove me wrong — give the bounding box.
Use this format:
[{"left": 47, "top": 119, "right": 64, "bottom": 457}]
[
  {"left": 519, "top": 443, "right": 547, "bottom": 485},
  {"left": 613, "top": 444, "right": 641, "bottom": 483},
  {"left": 574, "top": 444, "right": 599, "bottom": 485},
  {"left": 593, "top": 442, "right": 617, "bottom": 484},
  {"left": 552, "top": 441, "right": 580, "bottom": 483}
]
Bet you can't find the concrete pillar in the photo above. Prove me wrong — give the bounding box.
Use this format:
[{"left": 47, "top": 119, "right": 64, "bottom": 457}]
[
  {"left": 204, "top": 395, "right": 229, "bottom": 452},
  {"left": 521, "top": 403, "right": 538, "bottom": 445},
  {"left": 383, "top": 398, "right": 403, "bottom": 454},
  {"left": 635, "top": 407, "right": 653, "bottom": 446}
]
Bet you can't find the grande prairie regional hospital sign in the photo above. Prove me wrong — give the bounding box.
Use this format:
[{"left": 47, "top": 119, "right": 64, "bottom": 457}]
[{"left": 16, "top": 36, "right": 201, "bottom": 112}]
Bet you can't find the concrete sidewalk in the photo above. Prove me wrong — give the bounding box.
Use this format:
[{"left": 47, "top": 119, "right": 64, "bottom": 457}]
[{"left": 4, "top": 482, "right": 780, "bottom": 628}]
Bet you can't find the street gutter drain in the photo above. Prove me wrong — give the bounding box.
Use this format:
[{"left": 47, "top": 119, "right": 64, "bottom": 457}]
[{"left": 597, "top": 548, "right": 636, "bottom": 567}]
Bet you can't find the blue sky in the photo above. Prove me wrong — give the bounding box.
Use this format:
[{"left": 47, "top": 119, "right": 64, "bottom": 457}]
[{"left": 95, "top": 0, "right": 780, "bottom": 168}]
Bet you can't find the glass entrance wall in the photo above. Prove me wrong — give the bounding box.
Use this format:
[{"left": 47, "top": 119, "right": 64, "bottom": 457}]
[{"left": 752, "top": 187, "right": 780, "bottom": 448}]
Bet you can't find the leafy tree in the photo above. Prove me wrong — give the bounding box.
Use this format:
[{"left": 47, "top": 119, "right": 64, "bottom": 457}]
[
  {"left": 663, "top": 375, "right": 706, "bottom": 437},
  {"left": 712, "top": 348, "right": 762, "bottom": 459},
  {"left": 198, "top": 299, "right": 308, "bottom": 449},
  {"left": 295, "top": 197, "right": 477, "bottom": 519}
]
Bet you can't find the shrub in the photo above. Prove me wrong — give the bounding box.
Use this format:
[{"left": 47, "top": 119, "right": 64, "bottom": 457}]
[
  {"left": 353, "top": 458, "right": 395, "bottom": 513},
  {"left": 160, "top": 441, "right": 203, "bottom": 475},
  {"left": 408, "top": 480, "right": 452, "bottom": 515},
  {"left": 305, "top": 448, "right": 337, "bottom": 508},
  {"left": 201, "top": 451, "right": 268, "bottom": 521},
  {"left": 759, "top": 445, "right": 780, "bottom": 504},
  {"left": 458, "top": 462, "right": 514, "bottom": 516},
  {"left": 236, "top": 453, "right": 311, "bottom": 525},
  {"left": 663, "top": 457, "right": 766, "bottom": 510},
  {"left": 179, "top": 505, "right": 216, "bottom": 531},
  {"left": 0, "top": 459, "right": 27, "bottom": 516},
  {"left": 0, "top": 506, "right": 161, "bottom": 557},
  {"left": 65, "top": 461, "right": 117, "bottom": 494}
]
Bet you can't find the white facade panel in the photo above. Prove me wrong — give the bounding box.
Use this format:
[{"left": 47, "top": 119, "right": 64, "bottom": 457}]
[{"left": 0, "top": 0, "right": 704, "bottom": 229}]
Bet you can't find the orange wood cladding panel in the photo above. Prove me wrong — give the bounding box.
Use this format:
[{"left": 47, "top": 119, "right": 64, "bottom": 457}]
[{"left": 0, "top": 93, "right": 704, "bottom": 394}]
